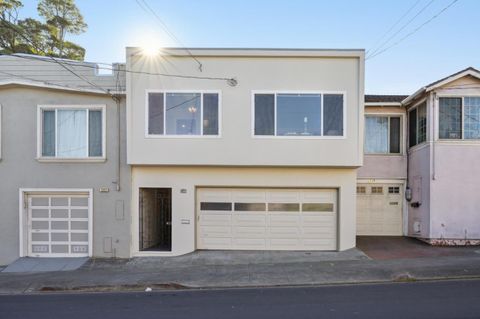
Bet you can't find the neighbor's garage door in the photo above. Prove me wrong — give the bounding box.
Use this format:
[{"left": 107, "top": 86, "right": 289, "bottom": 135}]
[
  {"left": 197, "top": 188, "right": 337, "bottom": 251},
  {"left": 356, "top": 184, "right": 403, "bottom": 236},
  {"left": 28, "top": 193, "right": 91, "bottom": 257}
]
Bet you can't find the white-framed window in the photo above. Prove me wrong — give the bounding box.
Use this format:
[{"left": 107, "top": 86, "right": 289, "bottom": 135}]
[
  {"left": 365, "top": 115, "right": 401, "bottom": 154},
  {"left": 252, "top": 92, "right": 345, "bottom": 137},
  {"left": 146, "top": 90, "right": 221, "bottom": 137},
  {"left": 408, "top": 101, "right": 427, "bottom": 148},
  {"left": 439, "top": 96, "right": 480, "bottom": 140},
  {"left": 37, "top": 105, "right": 106, "bottom": 159}
]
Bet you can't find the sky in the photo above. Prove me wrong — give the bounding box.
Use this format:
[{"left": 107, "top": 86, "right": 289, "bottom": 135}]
[{"left": 18, "top": 0, "right": 480, "bottom": 94}]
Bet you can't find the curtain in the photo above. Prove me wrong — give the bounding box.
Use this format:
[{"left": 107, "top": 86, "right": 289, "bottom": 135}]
[
  {"left": 365, "top": 117, "right": 388, "bottom": 153},
  {"left": 57, "top": 110, "right": 87, "bottom": 157}
]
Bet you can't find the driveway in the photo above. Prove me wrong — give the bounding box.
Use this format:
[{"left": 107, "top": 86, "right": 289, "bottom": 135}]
[{"left": 357, "top": 236, "right": 480, "bottom": 260}]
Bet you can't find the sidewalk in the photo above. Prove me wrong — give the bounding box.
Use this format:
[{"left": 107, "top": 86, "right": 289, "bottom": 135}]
[{"left": 1, "top": 243, "right": 480, "bottom": 294}]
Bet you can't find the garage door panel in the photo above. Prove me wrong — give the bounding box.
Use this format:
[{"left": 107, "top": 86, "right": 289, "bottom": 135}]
[
  {"left": 197, "top": 188, "right": 337, "bottom": 251},
  {"left": 199, "top": 225, "right": 232, "bottom": 237},
  {"left": 28, "top": 193, "right": 90, "bottom": 257}
]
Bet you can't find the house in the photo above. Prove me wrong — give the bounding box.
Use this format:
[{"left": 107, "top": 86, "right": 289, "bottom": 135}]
[
  {"left": 358, "top": 67, "right": 480, "bottom": 246},
  {"left": 0, "top": 54, "right": 131, "bottom": 265},
  {"left": 126, "top": 48, "right": 365, "bottom": 256}
]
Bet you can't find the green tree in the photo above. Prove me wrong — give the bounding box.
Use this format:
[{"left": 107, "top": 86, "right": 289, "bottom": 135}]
[
  {"left": 38, "top": 0, "right": 87, "bottom": 59},
  {"left": 0, "top": 0, "right": 87, "bottom": 60}
]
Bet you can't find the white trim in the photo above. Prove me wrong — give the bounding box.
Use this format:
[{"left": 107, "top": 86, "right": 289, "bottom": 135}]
[
  {"left": 250, "top": 90, "right": 347, "bottom": 139},
  {"left": 36, "top": 104, "right": 107, "bottom": 161},
  {"left": 364, "top": 112, "right": 405, "bottom": 155},
  {"left": 407, "top": 98, "right": 428, "bottom": 150},
  {"left": 18, "top": 188, "right": 93, "bottom": 258},
  {"left": 145, "top": 89, "right": 222, "bottom": 138},
  {"left": 365, "top": 102, "right": 402, "bottom": 107}
]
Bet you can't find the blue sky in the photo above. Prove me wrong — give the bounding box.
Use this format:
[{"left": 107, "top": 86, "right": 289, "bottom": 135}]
[{"left": 19, "top": 0, "right": 480, "bottom": 94}]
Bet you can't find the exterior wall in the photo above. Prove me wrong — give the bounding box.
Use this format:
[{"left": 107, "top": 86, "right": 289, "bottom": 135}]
[
  {"left": 126, "top": 48, "right": 364, "bottom": 167},
  {"left": 0, "top": 87, "right": 130, "bottom": 265},
  {"left": 357, "top": 106, "right": 407, "bottom": 180},
  {"left": 131, "top": 166, "right": 357, "bottom": 256}
]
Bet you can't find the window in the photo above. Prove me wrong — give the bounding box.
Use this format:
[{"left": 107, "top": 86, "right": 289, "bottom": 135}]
[
  {"left": 39, "top": 106, "right": 104, "bottom": 159},
  {"left": 356, "top": 186, "right": 366, "bottom": 194},
  {"left": 371, "top": 186, "right": 383, "bottom": 194},
  {"left": 253, "top": 93, "right": 344, "bottom": 137},
  {"left": 439, "top": 97, "right": 480, "bottom": 140},
  {"left": 388, "top": 186, "right": 400, "bottom": 194},
  {"left": 408, "top": 102, "right": 427, "bottom": 148},
  {"left": 147, "top": 91, "right": 220, "bottom": 136},
  {"left": 365, "top": 116, "right": 401, "bottom": 154}
]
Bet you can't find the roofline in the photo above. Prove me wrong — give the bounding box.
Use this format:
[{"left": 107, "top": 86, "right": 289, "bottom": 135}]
[
  {"left": 403, "top": 67, "right": 480, "bottom": 105},
  {"left": 0, "top": 79, "right": 125, "bottom": 95},
  {"left": 127, "top": 47, "right": 365, "bottom": 58},
  {"left": 365, "top": 102, "right": 403, "bottom": 107}
]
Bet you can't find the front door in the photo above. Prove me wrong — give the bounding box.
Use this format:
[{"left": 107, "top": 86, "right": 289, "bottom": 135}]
[{"left": 139, "top": 188, "right": 172, "bottom": 251}]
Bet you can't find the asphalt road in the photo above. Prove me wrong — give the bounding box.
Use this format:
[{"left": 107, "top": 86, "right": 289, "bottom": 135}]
[{"left": 1, "top": 279, "right": 480, "bottom": 319}]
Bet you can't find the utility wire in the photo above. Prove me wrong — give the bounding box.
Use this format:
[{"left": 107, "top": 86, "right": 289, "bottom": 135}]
[
  {"left": 367, "top": 0, "right": 436, "bottom": 59},
  {"left": 134, "top": 0, "right": 203, "bottom": 71},
  {"left": 367, "top": 0, "right": 460, "bottom": 60},
  {"left": 366, "top": 0, "right": 421, "bottom": 55}
]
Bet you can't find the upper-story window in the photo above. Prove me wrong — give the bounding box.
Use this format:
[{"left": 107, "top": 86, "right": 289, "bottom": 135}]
[
  {"left": 253, "top": 93, "right": 344, "bottom": 137},
  {"left": 147, "top": 91, "right": 220, "bottom": 136},
  {"left": 439, "top": 97, "right": 480, "bottom": 139},
  {"left": 364, "top": 115, "right": 401, "bottom": 154},
  {"left": 39, "top": 105, "right": 105, "bottom": 159},
  {"left": 408, "top": 101, "right": 427, "bottom": 148}
]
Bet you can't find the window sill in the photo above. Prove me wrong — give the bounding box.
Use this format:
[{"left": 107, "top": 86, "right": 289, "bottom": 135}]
[{"left": 36, "top": 157, "right": 107, "bottom": 163}]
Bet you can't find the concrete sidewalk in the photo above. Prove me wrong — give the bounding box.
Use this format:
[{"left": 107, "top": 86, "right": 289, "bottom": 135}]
[{"left": 1, "top": 247, "right": 480, "bottom": 294}]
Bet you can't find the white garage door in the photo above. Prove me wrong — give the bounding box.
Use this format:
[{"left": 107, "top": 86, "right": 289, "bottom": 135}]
[
  {"left": 27, "top": 193, "right": 91, "bottom": 257},
  {"left": 357, "top": 184, "right": 403, "bottom": 236},
  {"left": 197, "top": 188, "right": 337, "bottom": 251}
]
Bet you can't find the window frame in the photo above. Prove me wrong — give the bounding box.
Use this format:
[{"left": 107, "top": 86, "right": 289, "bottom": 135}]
[
  {"left": 437, "top": 95, "right": 480, "bottom": 141},
  {"left": 251, "top": 90, "right": 347, "bottom": 139},
  {"left": 364, "top": 114, "right": 403, "bottom": 155},
  {"left": 36, "top": 104, "right": 107, "bottom": 162},
  {"left": 145, "top": 89, "right": 222, "bottom": 138},
  {"left": 408, "top": 98, "right": 428, "bottom": 149}
]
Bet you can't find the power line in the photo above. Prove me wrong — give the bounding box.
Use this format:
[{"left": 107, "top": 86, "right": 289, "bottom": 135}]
[
  {"left": 367, "top": 0, "right": 436, "bottom": 59},
  {"left": 366, "top": 0, "right": 421, "bottom": 55},
  {"left": 367, "top": 0, "right": 460, "bottom": 60},
  {"left": 134, "top": 0, "right": 203, "bottom": 71}
]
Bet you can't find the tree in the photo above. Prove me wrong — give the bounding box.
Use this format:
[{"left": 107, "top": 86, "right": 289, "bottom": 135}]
[
  {"left": 38, "top": 0, "right": 87, "bottom": 59},
  {"left": 0, "top": 0, "right": 87, "bottom": 60}
]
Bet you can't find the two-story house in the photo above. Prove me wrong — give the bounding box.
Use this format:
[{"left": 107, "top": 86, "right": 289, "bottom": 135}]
[
  {"left": 357, "top": 67, "right": 480, "bottom": 246},
  {"left": 0, "top": 55, "right": 131, "bottom": 265},
  {"left": 126, "top": 48, "right": 365, "bottom": 255}
]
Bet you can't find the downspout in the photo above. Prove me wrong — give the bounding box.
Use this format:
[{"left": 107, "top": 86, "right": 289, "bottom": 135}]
[
  {"left": 112, "top": 94, "right": 121, "bottom": 192},
  {"left": 432, "top": 92, "right": 437, "bottom": 181},
  {"left": 405, "top": 101, "right": 412, "bottom": 202}
]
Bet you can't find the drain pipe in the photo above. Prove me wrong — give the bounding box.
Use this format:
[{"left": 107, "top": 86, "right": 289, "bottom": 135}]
[
  {"left": 112, "top": 94, "right": 121, "bottom": 192},
  {"left": 432, "top": 92, "right": 437, "bottom": 181},
  {"left": 405, "top": 101, "right": 412, "bottom": 203}
]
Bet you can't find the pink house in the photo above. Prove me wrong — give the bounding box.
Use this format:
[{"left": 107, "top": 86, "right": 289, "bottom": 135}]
[{"left": 358, "top": 67, "right": 480, "bottom": 245}]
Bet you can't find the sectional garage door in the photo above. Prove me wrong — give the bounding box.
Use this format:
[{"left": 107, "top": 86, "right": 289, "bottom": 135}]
[
  {"left": 196, "top": 188, "right": 337, "bottom": 251},
  {"left": 27, "top": 193, "right": 91, "bottom": 257},
  {"left": 356, "top": 184, "right": 403, "bottom": 236}
]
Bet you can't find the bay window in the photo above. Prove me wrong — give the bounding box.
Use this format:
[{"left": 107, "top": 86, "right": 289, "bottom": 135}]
[
  {"left": 40, "top": 106, "right": 104, "bottom": 159},
  {"left": 439, "top": 97, "right": 480, "bottom": 140},
  {"left": 147, "top": 91, "right": 220, "bottom": 136},
  {"left": 365, "top": 116, "right": 401, "bottom": 154},
  {"left": 253, "top": 92, "right": 344, "bottom": 137}
]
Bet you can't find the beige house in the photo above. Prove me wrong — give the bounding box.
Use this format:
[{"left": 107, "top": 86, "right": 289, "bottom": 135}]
[{"left": 126, "top": 48, "right": 365, "bottom": 256}]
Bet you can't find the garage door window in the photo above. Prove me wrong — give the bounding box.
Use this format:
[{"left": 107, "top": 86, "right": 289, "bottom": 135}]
[
  {"left": 371, "top": 186, "right": 383, "bottom": 194},
  {"left": 234, "top": 203, "right": 266, "bottom": 211}
]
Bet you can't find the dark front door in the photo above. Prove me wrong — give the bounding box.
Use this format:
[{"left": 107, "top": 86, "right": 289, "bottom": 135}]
[{"left": 139, "top": 188, "right": 172, "bottom": 251}]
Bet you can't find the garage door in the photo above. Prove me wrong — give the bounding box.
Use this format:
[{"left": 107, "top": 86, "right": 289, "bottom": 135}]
[
  {"left": 356, "top": 184, "right": 403, "bottom": 236},
  {"left": 197, "top": 188, "right": 337, "bottom": 251},
  {"left": 27, "top": 193, "right": 91, "bottom": 257}
]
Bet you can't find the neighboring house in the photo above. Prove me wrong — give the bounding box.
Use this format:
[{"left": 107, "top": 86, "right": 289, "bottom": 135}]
[
  {"left": 126, "top": 48, "right": 365, "bottom": 256},
  {"left": 0, "top": 54, "right": 130, "bottom": 265},
  {"left": 358, "top": 67, "right": 480, "bottom": 245}
]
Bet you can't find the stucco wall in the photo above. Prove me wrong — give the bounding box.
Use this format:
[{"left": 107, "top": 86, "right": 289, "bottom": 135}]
[
  {"left": 407, "top": 144, "right": 431, "bottom": 238},
  {"left": 131, "top": 166, "right": 357, "bottom": 256},
  {"left": 126, "top": 48, "right": 364, "bottom": 167},
  {"left": 0, "top": 87, "right": 131, "bottom": 265}
]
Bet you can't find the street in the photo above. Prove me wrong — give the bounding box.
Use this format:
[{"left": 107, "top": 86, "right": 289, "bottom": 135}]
[{"left": 1, "top": 279, "right": 480, "bottom": 319}]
